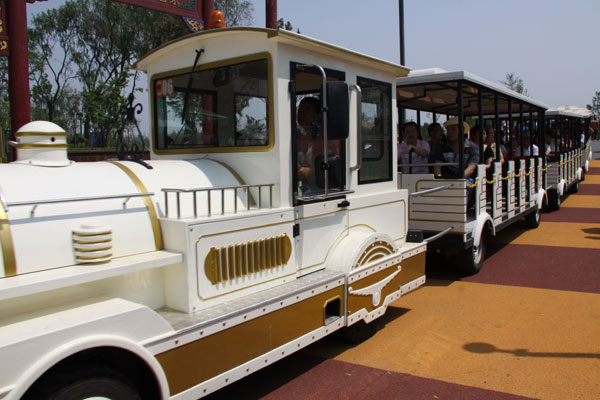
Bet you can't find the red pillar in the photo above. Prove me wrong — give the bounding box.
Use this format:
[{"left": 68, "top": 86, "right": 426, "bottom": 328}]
[
  {"left": 202, "top": 0, "right": 213, "bottom": 28},
  {"left": 6, "top": 0, "right": 31, "bottom": 136},
  {"left": 266, "top": 0, "right": 277, "bottom": 29}
]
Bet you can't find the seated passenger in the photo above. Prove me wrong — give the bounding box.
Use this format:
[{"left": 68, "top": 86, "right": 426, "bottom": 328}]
[
  {"left": 431, "top": 118, "right": 479, "bottom": 185},
  {"left": 545, "top": 130, "right": 558, "bottom": 155},
  {"left": 296, "top": 97, "right": 340, "bottom": 194},
  {"left": 428, "top": 122, "right": 446, "bottom": 152},
  {"left": 470, "top": 125, "right": 495, "bottom": 181},
  {"left": 486, "top": 127, "right": 504, "bottom": 164},
  {"left": 398, "top": 121, "right": 430, "bottom": 174},
  {"left": 514, "top": 131, "right": 539, "bottom": 156}
]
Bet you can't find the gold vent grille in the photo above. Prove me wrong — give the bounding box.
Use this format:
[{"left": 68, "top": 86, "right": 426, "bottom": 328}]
[{"left": 205, "top": 234, "right": 292, "bottom": 285}]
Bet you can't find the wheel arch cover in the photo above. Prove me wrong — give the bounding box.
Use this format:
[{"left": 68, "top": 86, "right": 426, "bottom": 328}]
[{"left": 8, "top": 334, "right": 170, "bottom": 400}]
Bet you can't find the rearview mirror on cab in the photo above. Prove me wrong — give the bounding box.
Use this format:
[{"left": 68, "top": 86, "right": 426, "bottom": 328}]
[{"left": 326, "top": 81, "right": 349, "bottom": 140}]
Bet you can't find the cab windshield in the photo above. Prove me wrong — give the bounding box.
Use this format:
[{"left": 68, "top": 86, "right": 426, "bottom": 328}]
[{"left": 153, "top": 57, "right": 269, "bottom": 151}]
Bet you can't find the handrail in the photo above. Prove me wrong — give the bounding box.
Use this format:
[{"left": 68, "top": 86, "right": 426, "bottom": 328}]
[
  {"left": 409, "top": 184, "right": 453, "bottom": 197},
  {"left": 163, "top": 183, "right": 274, "bottom": 218},
  {"left": 398, "top": 162, "right": 459, "bottom": 168},
  {"left": 5, "top": 192, "right": 154, "bottom": 217},
  {"left": 350, "top": 84, "right": 362, "bottom": 171},
  {"left": 424, "top": 227, "right": 453, "bottom": 243},
  {"left": 295, "top": 189, "right": 354, "bottom": 203}
]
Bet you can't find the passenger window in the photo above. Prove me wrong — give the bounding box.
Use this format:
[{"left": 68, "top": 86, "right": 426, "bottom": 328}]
[{"left": 357, "top": 77, "right": 393, "bottom": 184}]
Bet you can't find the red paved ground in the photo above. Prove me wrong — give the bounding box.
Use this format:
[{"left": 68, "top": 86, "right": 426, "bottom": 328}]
[
  {"left": 541, "top": 207, "right": 600, "bottom": 223},
  {"left": 206, "top": 351, "right": 535, "bottom": 400},
  {"left": 578, "top": 183, "right": 600, "bottom": 195}
]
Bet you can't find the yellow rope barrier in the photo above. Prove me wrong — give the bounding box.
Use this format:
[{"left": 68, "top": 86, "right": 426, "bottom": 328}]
[{"left": 466, "top": 181, "right": 478, "bottom": 188}]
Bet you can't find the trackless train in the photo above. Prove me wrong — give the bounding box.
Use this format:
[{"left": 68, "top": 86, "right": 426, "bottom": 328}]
[{"left": 0, "top": 27, "right": 591, "bottom": 400}]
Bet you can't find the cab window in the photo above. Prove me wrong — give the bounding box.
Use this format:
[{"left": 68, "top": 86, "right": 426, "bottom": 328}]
[
  {"left": 153, "top": 57, "right": 270, "bottom": 151},
  {"left": 357, "top": 77, "right": 393, "bottom": 183}
]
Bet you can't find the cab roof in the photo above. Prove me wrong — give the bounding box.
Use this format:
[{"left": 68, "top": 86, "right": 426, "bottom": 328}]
[{"left": 134, "top": 27, "right": 410, "bottom": 76}]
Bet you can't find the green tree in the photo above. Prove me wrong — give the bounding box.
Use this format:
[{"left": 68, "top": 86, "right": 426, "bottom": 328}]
[
  {"left": 277, "top": 18, "right": 300, "bottom": 33},
  {"left": 501, "top": 72, "right": 529, "bottom": 96},
  {"left": 586, "top": 91, "right": 600, "bottom": 120},
  {"left": 216, "top": 0, "right": 254, "bottom": 27},
  {"left": 28, "top": 6, "right": 78, "bottom": 124},
  {"left": 2, "top": 0, "right": 255, "bottom": 148}
]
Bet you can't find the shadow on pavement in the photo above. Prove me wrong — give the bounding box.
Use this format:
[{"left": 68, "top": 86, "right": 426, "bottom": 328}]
[{"left": 464, "top": 342, "right": 600, "bottom": 359}]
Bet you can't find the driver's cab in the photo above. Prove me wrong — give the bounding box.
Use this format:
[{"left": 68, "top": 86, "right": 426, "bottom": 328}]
[{"left": 136, "top": 28, "right": 414, "bottom": 280}]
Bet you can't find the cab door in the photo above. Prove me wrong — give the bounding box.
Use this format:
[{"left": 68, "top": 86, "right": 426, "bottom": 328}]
[{"left": 290, "top": 63, "right": 353, "bottom": 276}]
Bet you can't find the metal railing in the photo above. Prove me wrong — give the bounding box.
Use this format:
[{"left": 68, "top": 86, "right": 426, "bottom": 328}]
[
  {"left": 409, "top": 184, "right": 454, "bottom": 197},
  {"left": 3, "top": 191, "right": 153, "bottom": 217},
  {"left": 162, "top": 183, "right": 274, "bottom": 219}
]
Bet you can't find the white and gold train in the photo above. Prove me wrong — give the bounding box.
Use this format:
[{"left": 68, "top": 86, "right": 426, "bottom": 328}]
[{"left": 0, "top": 28, "right": 426, "bottom": 399}]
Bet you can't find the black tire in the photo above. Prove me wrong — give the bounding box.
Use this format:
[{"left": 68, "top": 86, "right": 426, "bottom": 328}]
[
  {"left": 524, "top": 207, "right": 541, "bottom": 229},
  {"left": 458, "top": 230, "right": 486, "bottom": 275},
  {"left": 569, "top": 180, "right": 579, "bottom": 194},
  {"left": 548, "top": 190, "right": 561, "bottom": 211},
  {"left": 23, "top": 365, "right": 142, "bottom": 400},
  {"left": 581, "top": 169, "right": 586, "bottom": 182},
  {"left": 342, "top": 320, "right": 379, "bottom": 344}
]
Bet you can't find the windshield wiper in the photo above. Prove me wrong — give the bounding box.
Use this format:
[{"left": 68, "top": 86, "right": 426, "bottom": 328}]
[{"left": 181, "top": 48, "right": 204, "bottom": 124}]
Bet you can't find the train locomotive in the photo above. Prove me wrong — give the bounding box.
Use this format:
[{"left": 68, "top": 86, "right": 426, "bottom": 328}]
[{"left": 0, "top": 28, "right": 427, "bottom": 399}]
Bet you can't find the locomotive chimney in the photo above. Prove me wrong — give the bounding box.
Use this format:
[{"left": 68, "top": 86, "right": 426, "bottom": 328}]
[{"left": 10, "top": 121, "right": 73, "bottom": 167}]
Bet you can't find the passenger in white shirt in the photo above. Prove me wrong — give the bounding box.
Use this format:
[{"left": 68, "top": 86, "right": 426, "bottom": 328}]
[
  {"left": 514, "top": 132, "right": 539, "bottom": 156},
  {"left": 398, "top": 121, "right": 430, "bottom": 174}
]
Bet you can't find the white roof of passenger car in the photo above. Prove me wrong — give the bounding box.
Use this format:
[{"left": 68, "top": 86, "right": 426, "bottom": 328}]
[
  {"left": 546, "top": 105, "right": 593, "bottom": 118},
  {"left": 397, "top": 68, "right": 549, "bottom": 109}
]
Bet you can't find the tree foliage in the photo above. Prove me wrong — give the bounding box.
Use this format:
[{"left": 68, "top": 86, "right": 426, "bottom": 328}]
[
  {"left": 277, "top": 18, "right": 300, "bottom": 33},
  {"left": 1, "top": 0, "right": 254, "bottom": 147},
  {"left": 501, "top": 72, "right": 529, "bottom": 96},
  {"left": 586, "top": 91, "right": 600, "bottom": 120},
  {"left": 216, "top": 0, "right": 254, "bottom": 27}
]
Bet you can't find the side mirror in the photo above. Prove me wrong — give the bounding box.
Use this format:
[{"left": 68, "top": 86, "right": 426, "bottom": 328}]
[{"left": 326, "top": 81, "right": 349, "bottom": 140}]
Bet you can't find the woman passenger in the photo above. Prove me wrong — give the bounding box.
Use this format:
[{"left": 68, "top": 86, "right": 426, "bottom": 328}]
[{"left": 398, "top": 121, "right": 430, "bottom": 174}]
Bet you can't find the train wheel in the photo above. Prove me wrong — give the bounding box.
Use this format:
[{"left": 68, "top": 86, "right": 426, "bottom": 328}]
[
  {"left": 342, "top": 320, "right": 379, "bottom": 344},
  {"left": 569, "top": 180, "right": 579, "bottom": 194},
  {"left": 548, "top": 190, "right": 561, "bottom": 211},
  {"left": 23, "top": 365, "right": 142, "bottom": 400},
  {"left": 525, "top": 207, "right": 541, "bottom": 229},
  {"left": 458, "top": 231, "right": 486, "bottom": 275}
]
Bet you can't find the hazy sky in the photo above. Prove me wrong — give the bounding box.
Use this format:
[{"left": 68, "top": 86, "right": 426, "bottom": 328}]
[{"left": 27, "top": 0, "right": 600, "bottom": 110}]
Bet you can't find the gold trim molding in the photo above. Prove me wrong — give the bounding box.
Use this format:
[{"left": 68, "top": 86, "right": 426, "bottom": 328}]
[
  {"left": 15, "top": 131, "right": 67, "bottom": 137},
  {"left": 0, "top": 202, "right": 16, "bottom": 277},
  {"left": 14, "top": 143, "right": 68, "bottom": 149},
  {"left": 109, "top": 161, "right": 163, "bottom": 250}
]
